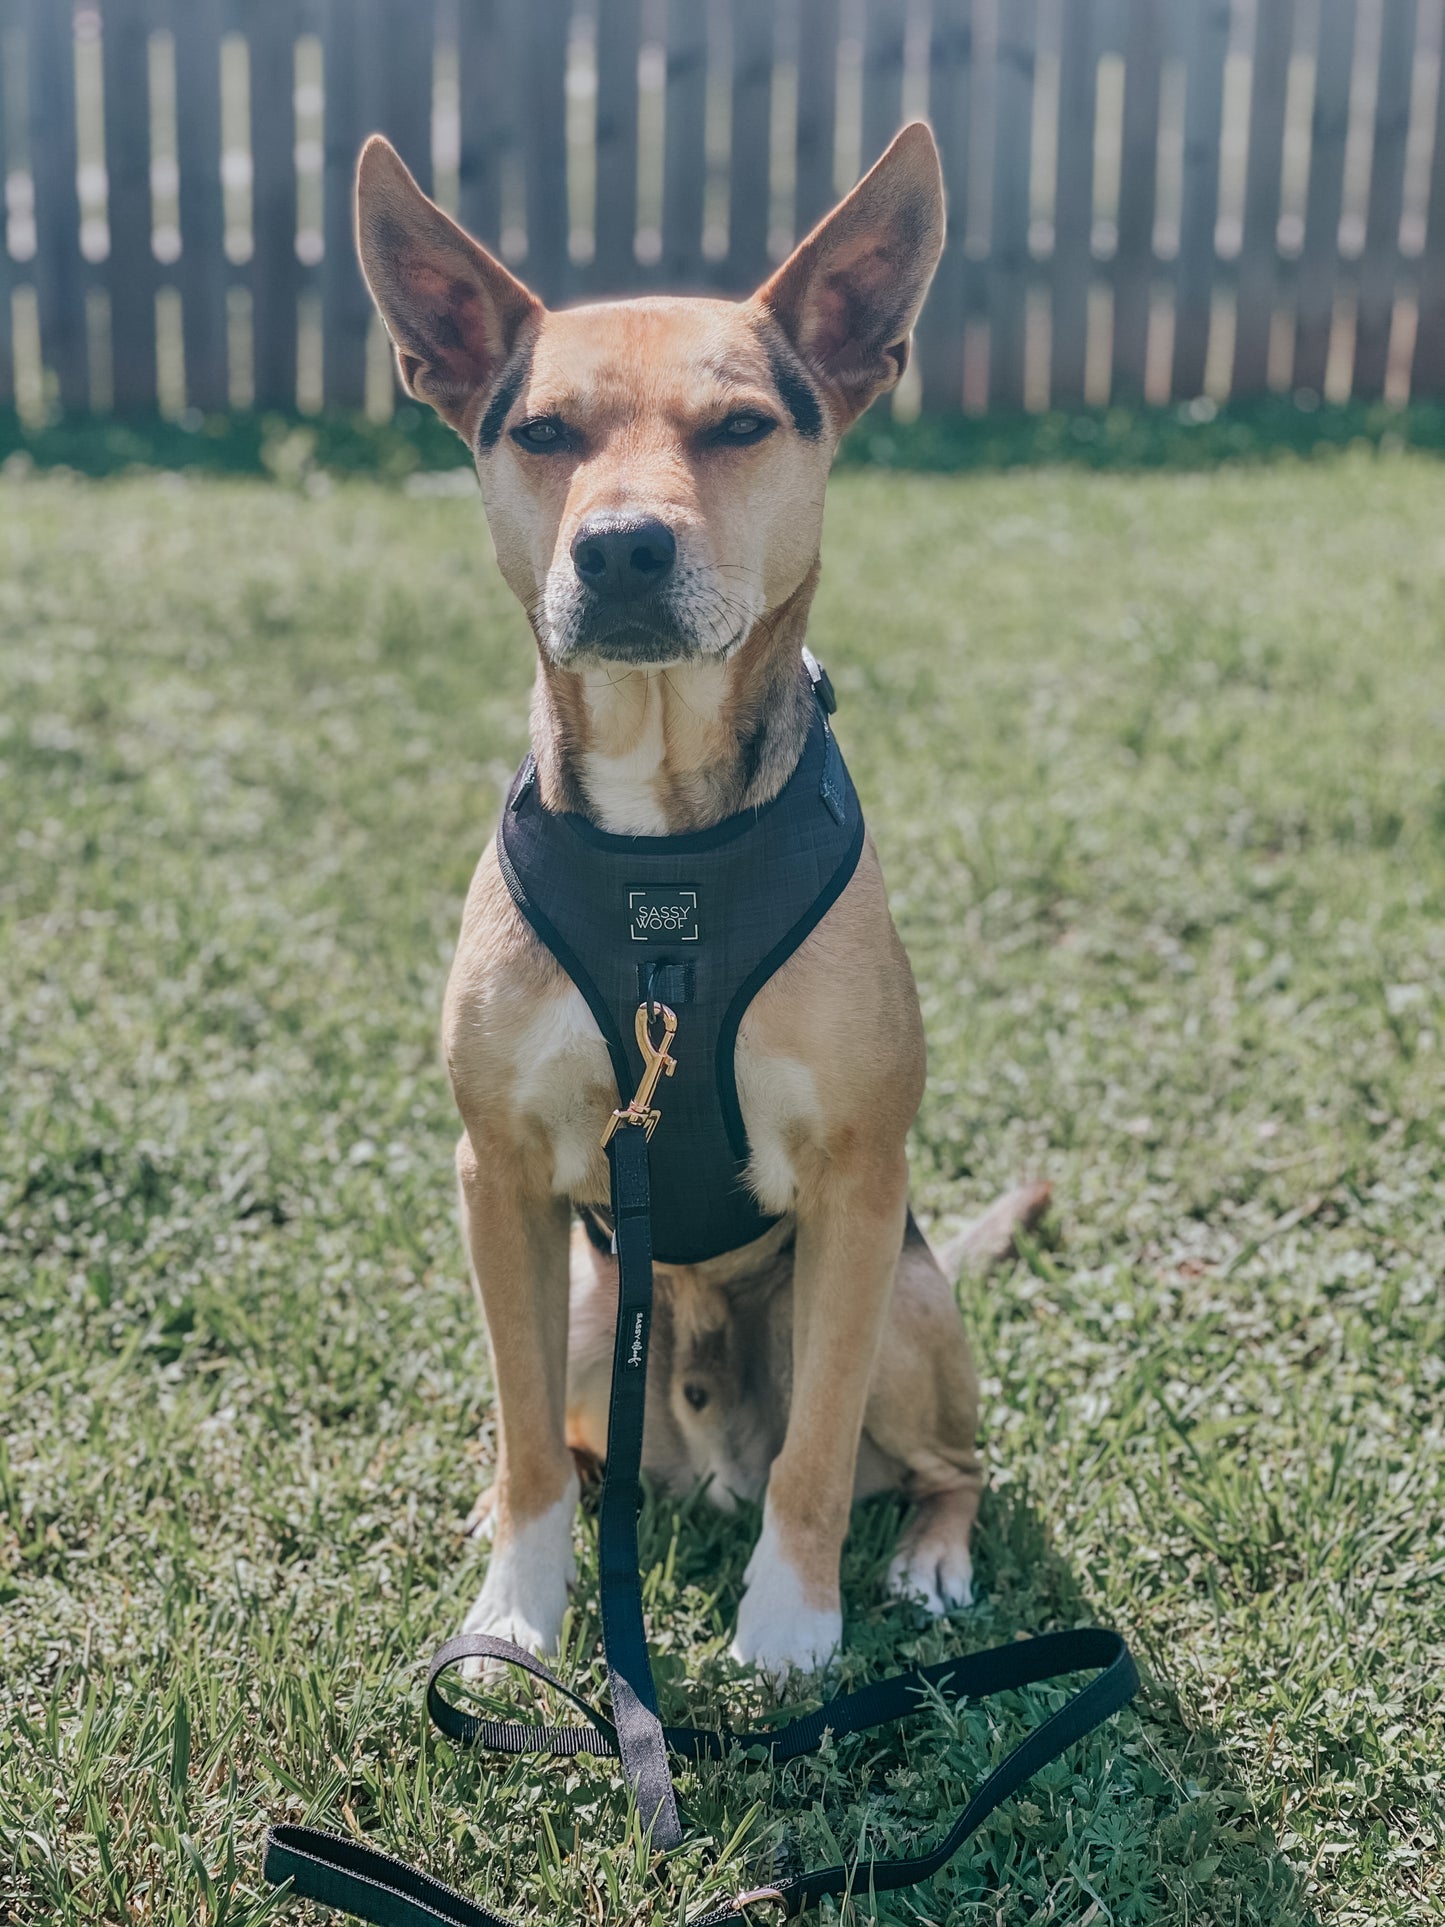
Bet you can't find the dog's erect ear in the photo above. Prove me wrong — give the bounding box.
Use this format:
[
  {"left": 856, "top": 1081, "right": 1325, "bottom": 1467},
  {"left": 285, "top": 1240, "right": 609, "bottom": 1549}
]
[
  {"left": 754, "top": 122, "right": 945, "bottom": 427},
  {"left": 355, "top": 135, "right": 541, "bottom": 434}
]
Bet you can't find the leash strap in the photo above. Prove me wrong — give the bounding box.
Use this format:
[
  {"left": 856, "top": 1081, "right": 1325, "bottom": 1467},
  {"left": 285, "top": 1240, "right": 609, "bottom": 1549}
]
[{"left": 264, "top": 1073, "right": 1139, "bottom": 1924}]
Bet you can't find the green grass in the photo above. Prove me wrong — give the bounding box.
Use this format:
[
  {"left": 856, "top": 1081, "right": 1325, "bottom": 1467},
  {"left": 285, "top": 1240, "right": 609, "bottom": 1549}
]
[{"left": 2, "top": 450, "right": 1442, "bottom": 1926}]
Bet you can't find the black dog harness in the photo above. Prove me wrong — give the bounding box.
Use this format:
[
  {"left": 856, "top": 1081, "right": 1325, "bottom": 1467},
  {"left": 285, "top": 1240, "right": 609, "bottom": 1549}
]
[
  {"left": 263, "top": 657, "right": 1138, "bottom": 1926},
  {"left": 497, "top": 661, "right": 863, "bottom": 1263}
]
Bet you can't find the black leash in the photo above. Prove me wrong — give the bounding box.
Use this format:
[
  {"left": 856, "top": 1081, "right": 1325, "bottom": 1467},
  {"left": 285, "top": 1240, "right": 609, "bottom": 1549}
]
[{"left": 263, "top": 1013, "right": 1139, "bottom": 1924}]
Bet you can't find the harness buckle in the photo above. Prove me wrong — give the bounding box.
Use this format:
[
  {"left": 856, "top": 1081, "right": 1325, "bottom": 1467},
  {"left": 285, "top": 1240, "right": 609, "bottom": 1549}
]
[{"left": 601, "top": 1002, "right": 679, "bottom": 1146}]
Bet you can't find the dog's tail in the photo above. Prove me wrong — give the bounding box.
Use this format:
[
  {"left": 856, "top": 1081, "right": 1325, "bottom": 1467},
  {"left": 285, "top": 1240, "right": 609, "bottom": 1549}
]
[{"left": 934, "top": 1181, "right": 1052, "bottom": 1281}]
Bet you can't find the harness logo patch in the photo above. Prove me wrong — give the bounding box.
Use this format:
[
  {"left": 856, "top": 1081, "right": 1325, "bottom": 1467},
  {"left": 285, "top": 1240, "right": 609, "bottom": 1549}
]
[
  {"left": 627, "top": 1311, "right": 646, "bottom": 1368},
  {"left": 628, "top": 888, "right": 699, "bottom": 943}
]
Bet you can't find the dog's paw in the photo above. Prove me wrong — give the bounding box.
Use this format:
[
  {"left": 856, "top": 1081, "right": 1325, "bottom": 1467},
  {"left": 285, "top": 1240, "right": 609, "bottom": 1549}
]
[
  {"left": 730, "top": 1504, "right": 841, "bottom": 1686},
  {"left": 886, "top": 1490, "right": 976, "bottom": 1615},
  {"left": 457, "top": 1476, "right": 578, "bottom": 1680}
]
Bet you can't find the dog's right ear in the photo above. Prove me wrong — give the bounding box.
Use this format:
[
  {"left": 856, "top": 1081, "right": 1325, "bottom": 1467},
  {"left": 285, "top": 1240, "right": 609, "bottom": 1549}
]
[{"left": 355, "top": 136, "right": 541, "bottom": 435}]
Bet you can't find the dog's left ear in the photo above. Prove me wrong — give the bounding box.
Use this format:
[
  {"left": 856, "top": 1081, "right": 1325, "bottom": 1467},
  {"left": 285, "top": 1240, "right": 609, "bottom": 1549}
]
[
  {"left": 753, "top": 122, "right": 945, "bottom": 428},
  {"left": 355, "top": 135, "right": 541, "bottom": 435}
]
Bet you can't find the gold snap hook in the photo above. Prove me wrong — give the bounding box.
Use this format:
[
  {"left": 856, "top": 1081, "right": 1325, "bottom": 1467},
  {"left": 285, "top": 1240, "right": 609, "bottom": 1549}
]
[{"left": 600, "top": 1001, "right": 679, "bottom": 1145}]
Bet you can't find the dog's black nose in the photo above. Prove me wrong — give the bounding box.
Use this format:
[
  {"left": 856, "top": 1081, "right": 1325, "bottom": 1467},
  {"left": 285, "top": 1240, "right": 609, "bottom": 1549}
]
[{"left": 571, "top": 517, "right": 677, "bottom": 598}]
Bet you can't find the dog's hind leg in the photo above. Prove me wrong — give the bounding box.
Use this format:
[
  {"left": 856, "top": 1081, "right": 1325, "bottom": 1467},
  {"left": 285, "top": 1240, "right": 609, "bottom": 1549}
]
[{"left": 861, "top": 1216, "right": 985, "bottom": 1613}]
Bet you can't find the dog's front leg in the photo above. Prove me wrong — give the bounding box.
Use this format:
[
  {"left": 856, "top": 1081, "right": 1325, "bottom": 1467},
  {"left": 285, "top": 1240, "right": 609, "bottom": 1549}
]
[
  {"left": 731, "top": 1142, "right": 908, "bottom": 1680},
  {"left": 456, "top": 1127, "right": 577, "bottom": 1658}
]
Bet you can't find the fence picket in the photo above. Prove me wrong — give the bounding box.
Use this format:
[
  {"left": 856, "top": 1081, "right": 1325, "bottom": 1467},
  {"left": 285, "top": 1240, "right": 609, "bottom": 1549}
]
[
  {"left": 376, "top": 0, "right": 434, "bottom": 193},
  {"left": 793, "top": 0, "right": 839, "bottom": 236},
  {"left": 860, "top": 0, "right": 906, "bottom": 174},
  {"left": 0, "top": 0, "right": 14, "bottom": 408},
  {"left": 321, "top": 0, "right": 367, "bottom": 407},
  {"left": 989, "top": 0, "right": 1036, "bottom": 410},
  {"left": 916, "top": 0, "right": 973, "bottom": 412},
  {"left": 592, "top": 0, "right": 640, "bottom": 291},
  {"left": 249, "top": 0, "right": 299, "bottom": 409},
  {"left": 728, "top": 0, "right": 773, "bottom": 286},
  {"left": 1051, "top": 0, "right": 1097, "bottom": 407},
  {"left": 174, "top": 0, "right": 228, "bottom": 411},
  {"left": 1232, "top": 0, "right": 1296, "bottom": 396},
  {"left": 1410, "top": 6, "right": 1445, "bottom": 394},
  {"left": 522, "top": 0, "right": 569, "bottom": 299},
  {"left": 1111, "top": 0, "right": 1161, "bottom": 400},
  {"left": 1171, "top": 0, "right": 1230, "bottom": 398},
  {"left": 660, "top": 0, "right": 707, "bottom": 284},
  {"left": 27, "top": 0, "right": 88, "bottom": 412},
  {"left": 1293, "top": 0, "right": 1357, "bottom": 396},
  {"left": 1352, "top": 0, "right": 1418, "bottom": 397},
  {"left": 101, "top": 0, "right": 157, "bottom": 413},
  {"left": 456, "top": 0, "right": 505, "bottom": 250}
]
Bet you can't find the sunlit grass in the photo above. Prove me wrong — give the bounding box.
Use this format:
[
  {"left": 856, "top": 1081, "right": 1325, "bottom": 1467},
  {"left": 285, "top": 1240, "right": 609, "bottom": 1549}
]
[{"left": 2, "top": 452, "right": 1442, "bottom": 1923}]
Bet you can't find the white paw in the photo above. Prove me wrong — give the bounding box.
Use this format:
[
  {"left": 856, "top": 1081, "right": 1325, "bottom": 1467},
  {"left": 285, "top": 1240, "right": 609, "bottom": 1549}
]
[
  {"left": 458, "top": 1476, "right": 578, "bottom": 1679},
  {"left": 730, "top": 1502, "right": 841, "bottom": 1686},
  {"left": 886, "top": 1537, "right": 973, "bottom": 1615}
]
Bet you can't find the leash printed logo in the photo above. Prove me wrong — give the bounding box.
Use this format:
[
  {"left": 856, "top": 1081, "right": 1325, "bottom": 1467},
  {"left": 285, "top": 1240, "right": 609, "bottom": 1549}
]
[
  {"left": 627, "top": 1311, "right": 646, "bottom": 1368},
  {"left": 628, "top": 888, "right": 699, "bottom": 943}
]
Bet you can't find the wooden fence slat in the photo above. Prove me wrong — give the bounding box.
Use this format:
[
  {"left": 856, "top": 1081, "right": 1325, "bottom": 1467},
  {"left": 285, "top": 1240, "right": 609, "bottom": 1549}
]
[
  {"left": 1171, "top": 0, "right": 1230, "bottom": 398},
  {"left": 321, "top": 0, "right": 368, "bottom": 408},
  {"left": 1051, "top": 0, "right": 1097, "bottom": 407},
  {"left": 989, "top": 0, "right": 1036, "bottom": 410},
  {"left": 174, "top": 0, "right": 228, "bottom": 411},
  {"left": 1410, "top": 5, "right": 1445, "bottom": 394},
  {"left": 916, "top": 0, "right": 973, "bottom": 412},
  {"left": 27, "top": 0, "right": 88, "bottom": 413},
  {"left": 16, "top": 0, "right": 1438, "bottom": 422},
  {"left": 0, "top": 0, "right": 14, "bottom": 409},
  {"left": 660, "top": 0, "right": 707, "bottom": 284},
  {"left": 101, "top": 0, "right": 157, "bottom": 413},
  {"left": 1111, "top": 0, "right": 1162, "bottom": 400},
  {"left": 1232, "top": 0, "right": 1296, "bottom": 396},
  {"left": 1352, "top": 0, "right": 1418, "bottom": 397},
  {"left": 728, "top": 0, "right": 774, "bottom": 288},
  {"left": 793, "top": 0, "right": 839, "bottom": 236},
  {"left": 1292, "top": 0, "right": 1357, "bottom": 395},
  {"left": 860, "top": 0, "right": 907, "bottom": 175},
  {"left": 249, "top": 0, "right": 299, "bottom": 409},
  {"left": 592, "top": 0, "right": 640, "bottom": 291},
  {"left": 456, "top": 0, "right": 505, "bottom": 249},
  {"left": 521, "top": 0, "right": 569, "bottom": 300},
  {"left": 375, "top": 0, "right": 434, "bottom": 194}
]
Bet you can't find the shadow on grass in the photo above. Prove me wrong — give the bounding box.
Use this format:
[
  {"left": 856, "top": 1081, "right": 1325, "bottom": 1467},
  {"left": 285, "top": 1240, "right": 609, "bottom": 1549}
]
[
  {"left": 429, "top": 1474, "right": 1313, "bottom": 1927},
  {"left": 2, "top": 396, "right": 1444, "bottom": 487}
]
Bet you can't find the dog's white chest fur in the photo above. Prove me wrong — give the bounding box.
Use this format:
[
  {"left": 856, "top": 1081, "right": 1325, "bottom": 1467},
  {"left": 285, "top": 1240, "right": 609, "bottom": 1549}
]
[
  {"left": 513, "top": 987, "right": 614, "bottom": 1195},
  {"left": 515, "top": 986, "right": 815, "bottom": 1210}
]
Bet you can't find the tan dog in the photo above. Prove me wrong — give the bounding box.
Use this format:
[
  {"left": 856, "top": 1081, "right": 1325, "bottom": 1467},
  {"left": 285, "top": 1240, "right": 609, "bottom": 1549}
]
[{"left": 357, "top": 122, "right": 1025, "bottom": 1679}]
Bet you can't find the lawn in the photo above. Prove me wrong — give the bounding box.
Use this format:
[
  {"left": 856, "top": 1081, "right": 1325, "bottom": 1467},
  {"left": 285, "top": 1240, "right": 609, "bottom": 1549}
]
[{"left": 2, "top": 450, "right": 1442, "bottom": 1927}]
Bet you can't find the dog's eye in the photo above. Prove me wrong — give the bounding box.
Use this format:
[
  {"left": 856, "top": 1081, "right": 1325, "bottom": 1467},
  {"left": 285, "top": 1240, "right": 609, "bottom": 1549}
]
[
  {"left": 715, "top": 412, "right": 776, "bottom": 445},
  {"left": 512, "top": 416, "right": 570, "bottom": 452},
  {"left": 682, "top": 1382, "right": 709, "bottom": 1412}
]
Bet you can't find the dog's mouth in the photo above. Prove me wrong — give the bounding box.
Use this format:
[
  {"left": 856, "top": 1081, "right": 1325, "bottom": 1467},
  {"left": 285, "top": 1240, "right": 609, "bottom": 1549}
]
[
  {"left": 549, "top": 605, "right": 747, "bottom": 669},
  {"left": 568, "top": 617, "right": 707, "bottom": 667},
  {"left": 540, "top": 565, "right": 757, "bottom": 669}
]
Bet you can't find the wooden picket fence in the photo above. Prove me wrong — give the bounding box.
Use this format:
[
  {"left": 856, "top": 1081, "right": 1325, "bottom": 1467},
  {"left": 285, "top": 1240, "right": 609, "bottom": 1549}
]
[{"left": 2, "top": 0, "right": 1443, "bottom": 421}]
